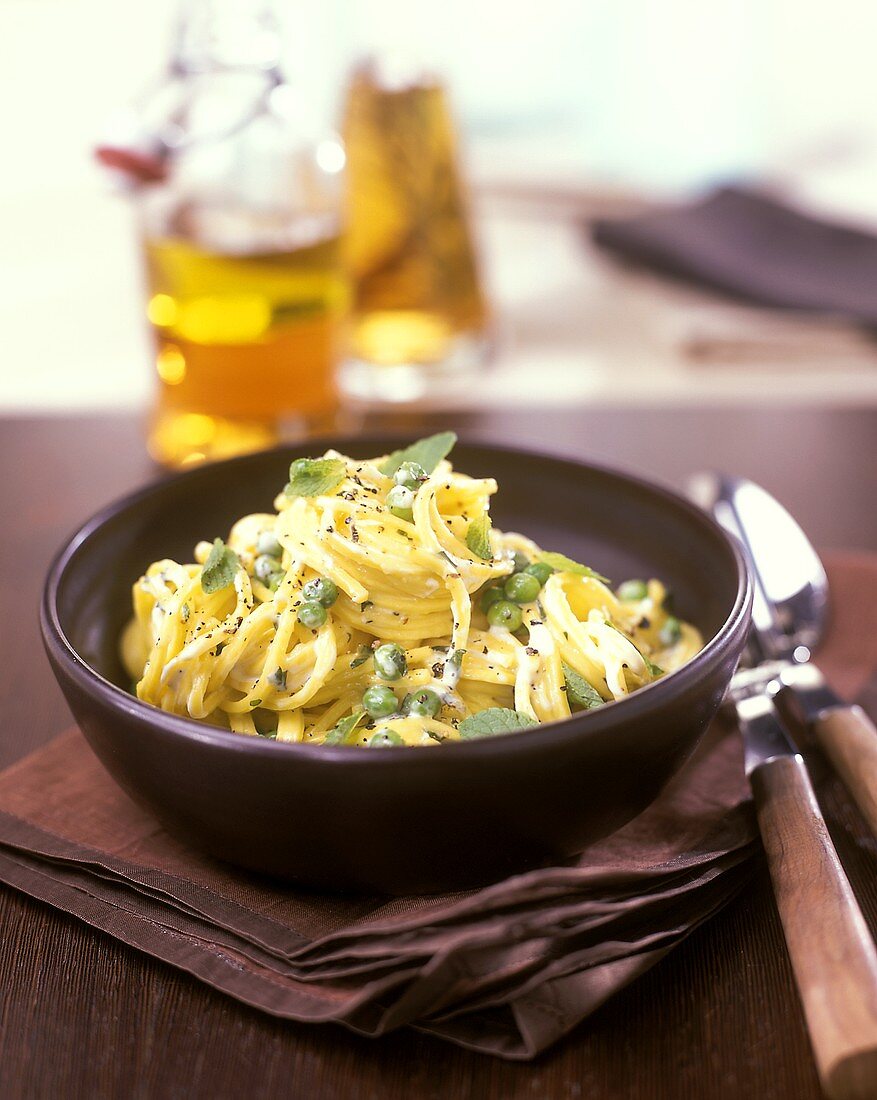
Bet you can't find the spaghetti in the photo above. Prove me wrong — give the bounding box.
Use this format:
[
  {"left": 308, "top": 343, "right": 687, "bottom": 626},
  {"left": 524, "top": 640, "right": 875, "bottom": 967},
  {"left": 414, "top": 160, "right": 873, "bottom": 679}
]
[{"left": 121, "top": 434, "right": 702, "bottom": 746}]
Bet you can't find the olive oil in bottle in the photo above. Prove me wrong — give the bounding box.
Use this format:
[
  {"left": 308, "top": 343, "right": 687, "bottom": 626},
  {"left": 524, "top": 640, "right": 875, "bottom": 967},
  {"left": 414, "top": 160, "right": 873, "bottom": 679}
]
[
  {"left": 110, "top": 0, "right": 348, "bottom": 466},
  {"left": 145, "top": 213, "right": 347, "bottom": 467}
]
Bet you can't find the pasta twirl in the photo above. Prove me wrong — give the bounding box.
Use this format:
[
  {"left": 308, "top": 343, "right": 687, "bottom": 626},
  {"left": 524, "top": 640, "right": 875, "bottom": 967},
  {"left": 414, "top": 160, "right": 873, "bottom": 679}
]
[{"left": 121, "top": 436, "right": 702, "bottom": 747}]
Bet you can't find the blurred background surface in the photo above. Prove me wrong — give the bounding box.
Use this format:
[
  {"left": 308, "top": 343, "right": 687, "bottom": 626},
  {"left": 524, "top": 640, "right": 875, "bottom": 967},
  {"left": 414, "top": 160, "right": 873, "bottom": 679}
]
[{"left": 3, "top": 0, "right": 877, "bottom": 419}]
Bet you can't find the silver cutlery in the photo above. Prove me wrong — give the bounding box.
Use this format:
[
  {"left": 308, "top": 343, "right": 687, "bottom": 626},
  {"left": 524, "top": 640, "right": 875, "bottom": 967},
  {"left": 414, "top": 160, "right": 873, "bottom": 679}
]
[
  {"left": 692, "top": 473, "right": 877, "bottom": 837},
  {"left": 691, "top": 472, "right": 877, "bottom": 1100}
]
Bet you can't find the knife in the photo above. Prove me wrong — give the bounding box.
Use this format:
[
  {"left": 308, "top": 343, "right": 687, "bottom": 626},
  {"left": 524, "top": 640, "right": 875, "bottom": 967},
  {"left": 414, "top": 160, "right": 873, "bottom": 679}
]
[{"left": 731, "top": 671, "right": 877, "bottom": 1100}]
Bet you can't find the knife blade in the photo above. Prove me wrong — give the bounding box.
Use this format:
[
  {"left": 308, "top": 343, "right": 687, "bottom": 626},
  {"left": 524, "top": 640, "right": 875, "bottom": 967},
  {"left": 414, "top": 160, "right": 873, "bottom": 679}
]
[{"left": 733, "top": 682, "right": 799, "bottom": 777}]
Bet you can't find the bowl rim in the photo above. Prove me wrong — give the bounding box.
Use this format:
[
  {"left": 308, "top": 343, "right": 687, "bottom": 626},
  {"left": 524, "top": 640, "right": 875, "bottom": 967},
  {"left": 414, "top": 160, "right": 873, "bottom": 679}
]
[{"left": 41, "top": 434, "right": 752, "bottom": 764}]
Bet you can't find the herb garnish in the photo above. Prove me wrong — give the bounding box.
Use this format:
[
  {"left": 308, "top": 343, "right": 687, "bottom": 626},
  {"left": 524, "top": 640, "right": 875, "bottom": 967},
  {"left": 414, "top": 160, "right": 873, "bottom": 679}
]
[
  {"left": 324, "top": 711, "right": 368, "bottom": 745},
  {"left": 284, "top": 457, "right": 346, "bottom": 498},
  {"left": 350, "top": 645, "right": 373, "bottom": 669},
  {"left": 536, "top": 551, "right": 610, "bottom": 584},
  {"left": 201, "top": 539, "right": 240, "bottom": 594},
  {"left": 379, "top": 431, "right": 457, "bottom": 477},
  {"left": 458, "top": 708, "right": 538, "bottom": 739},
  {"left": 562, "top": 664, "right": 604, "bottom": 710},
  {"left": 465, "top": 513, "right": 492, "bottom": 560}
]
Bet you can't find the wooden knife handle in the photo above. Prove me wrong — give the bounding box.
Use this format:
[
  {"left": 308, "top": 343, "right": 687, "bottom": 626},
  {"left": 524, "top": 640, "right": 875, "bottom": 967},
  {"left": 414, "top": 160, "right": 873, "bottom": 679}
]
[
  {"left": 813, "top": 705, "right": 877, "bottom": 839},
  {"left": 752, "top": 754, "right": 877, "bottom": 1100}
]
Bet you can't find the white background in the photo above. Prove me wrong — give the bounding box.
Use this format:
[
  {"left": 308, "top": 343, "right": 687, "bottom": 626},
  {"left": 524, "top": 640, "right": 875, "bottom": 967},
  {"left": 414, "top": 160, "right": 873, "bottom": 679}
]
[{"left": 3, "top": 0, "right": 877, "bottom": 410}]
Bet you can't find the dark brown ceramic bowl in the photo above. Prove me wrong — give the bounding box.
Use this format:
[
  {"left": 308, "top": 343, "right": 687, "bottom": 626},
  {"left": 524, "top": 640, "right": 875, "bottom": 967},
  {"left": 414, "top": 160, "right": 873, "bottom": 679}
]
[{"left": 42, "top": 437, "right": 751, "bottom": 894}]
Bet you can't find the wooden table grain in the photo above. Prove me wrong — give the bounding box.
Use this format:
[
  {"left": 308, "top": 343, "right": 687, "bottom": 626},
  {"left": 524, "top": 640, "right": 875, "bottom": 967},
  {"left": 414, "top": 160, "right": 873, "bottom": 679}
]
[{"left": 2, "top": 407, "right": 876, "bottom": 1100}]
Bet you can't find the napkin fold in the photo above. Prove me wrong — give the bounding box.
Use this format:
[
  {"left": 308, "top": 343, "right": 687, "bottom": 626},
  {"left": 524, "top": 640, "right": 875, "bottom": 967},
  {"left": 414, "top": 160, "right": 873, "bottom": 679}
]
[
  {"left": 592, "top": 187, "right": 877, "bottom": 326},
  {"left": 0, "top": 721, "right": 755, "bottom": 1057},
  {"left": 1, "top": 553, "right": 873, "bottom": 1059}
]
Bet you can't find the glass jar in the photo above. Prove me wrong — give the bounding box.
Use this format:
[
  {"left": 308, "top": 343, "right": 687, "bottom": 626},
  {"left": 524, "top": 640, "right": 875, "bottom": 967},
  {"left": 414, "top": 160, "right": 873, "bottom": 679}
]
[
  {"left": 338, "top": 55, "right": 490, "bottom": 405},
  {"left": 107, "top": 0, "right": 348, "bottom": 466}
]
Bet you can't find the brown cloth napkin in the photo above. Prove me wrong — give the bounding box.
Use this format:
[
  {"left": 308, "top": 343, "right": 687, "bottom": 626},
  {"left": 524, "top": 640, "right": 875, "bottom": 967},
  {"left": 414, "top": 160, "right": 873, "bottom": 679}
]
[
  {"left": 0, "top": 553, "right": 874, "bottom": 1059},
  {"left": 592, "top": 187, "right": 877, "bottom": 326}
]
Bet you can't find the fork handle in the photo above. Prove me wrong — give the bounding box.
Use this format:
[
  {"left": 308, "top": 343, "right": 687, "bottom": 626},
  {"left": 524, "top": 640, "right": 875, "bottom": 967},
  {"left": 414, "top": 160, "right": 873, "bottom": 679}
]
[
  {"left": 813, "top": 705, "right": 877, "bottom": 839},
  {"left": 753, "top": 753, "right": 877, "bottom": 1100}
]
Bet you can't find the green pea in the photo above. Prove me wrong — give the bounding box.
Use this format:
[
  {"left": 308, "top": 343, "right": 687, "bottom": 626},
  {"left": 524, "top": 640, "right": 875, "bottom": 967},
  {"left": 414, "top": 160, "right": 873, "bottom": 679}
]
[
  {"left": 298, "top": 600, "right": 327, "bottom": 628},
  {"left": 302, "top": 576, "right": 338, "bottom": 607},
  {"left": 486, "top": 600, "right": 523, "bottom": 631},
  {"left": 617, "top": 579, "right": 648, "bottom": 602},
  {"left": 254, "top": 554, "right": 281, "bottom": 584},
  {"left": 256, "top": 530, "right": 283, "bottom": 558},
  {"left": 524, "top": 562, "right": 553, "bottom": 586},
  {"left": 659, "top": 616, "right": 682, "bottom": 646},
  {"left": 402, "top": 688, "right": 441, "bottom": 718},
  {"left": 368, "top": 729, "right": 405, "bottom": 748},
  {"left": 511, "top": 551, "right": 530, "bottom": 573},
  {"left": 387, "top": 484, "right": 415, "bottom": 523},
  {"left": 393, "top": 461, "right": 428, "bottom": 490},
  {"left": 504, "top": 572, "right": 541, "bottom": 604},
  {"left": 479, "top": 585, "right": 506, "bottom": 614},
  {"left": 373, "top": 642, "right": 407, "bottom": 681},
  {"left": 363, "top": 684, "right": 399, "bottom": 718},
  {"left": 268, "top": 570, "right": 285, "bottom": 592}
]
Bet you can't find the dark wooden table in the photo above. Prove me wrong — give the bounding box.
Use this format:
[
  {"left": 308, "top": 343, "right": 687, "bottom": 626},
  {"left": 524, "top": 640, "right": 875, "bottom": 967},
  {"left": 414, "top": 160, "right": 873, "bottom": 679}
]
[{"left": 2, "top": 407, "right": 876, "bottom": 1100}]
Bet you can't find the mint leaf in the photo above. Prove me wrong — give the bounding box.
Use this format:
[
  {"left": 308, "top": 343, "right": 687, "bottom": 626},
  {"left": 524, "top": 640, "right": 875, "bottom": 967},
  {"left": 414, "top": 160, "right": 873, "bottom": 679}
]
[
  {"left": 201, "top": 538, "right": 240, "bottom": 594},
  {"left": 285, "top": 457, "right": 346, "bottom": 498},
  {"left": 379, "top": 431, "right": 457, "bottom": 477},
  {"left": 465, "top": 513, "right": 492, "bottom": 560},
  {"left": 458, "top": 707, "right": 538, "bottom": 740},
  {"left": 537, "top": 551, "right": 610, "bottom": 584},
  {"left": 350, "top": 645, "right": 373, "bottom": 669},
  {"left": 562, "top": 664, "right": 604, "bottom": 710},
  {"left": 324, "top": 710, "right": 367, "bottom": 745}
]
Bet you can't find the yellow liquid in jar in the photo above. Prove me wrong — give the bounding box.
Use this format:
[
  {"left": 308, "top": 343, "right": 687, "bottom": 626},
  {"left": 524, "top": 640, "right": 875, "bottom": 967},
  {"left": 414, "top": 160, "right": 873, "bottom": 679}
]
[
  {"left": 145, "top": 230, "right": 348, "bottom": 466},
  {"left": 342, "top": 69, "right": 487, "bottom": 368}
]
